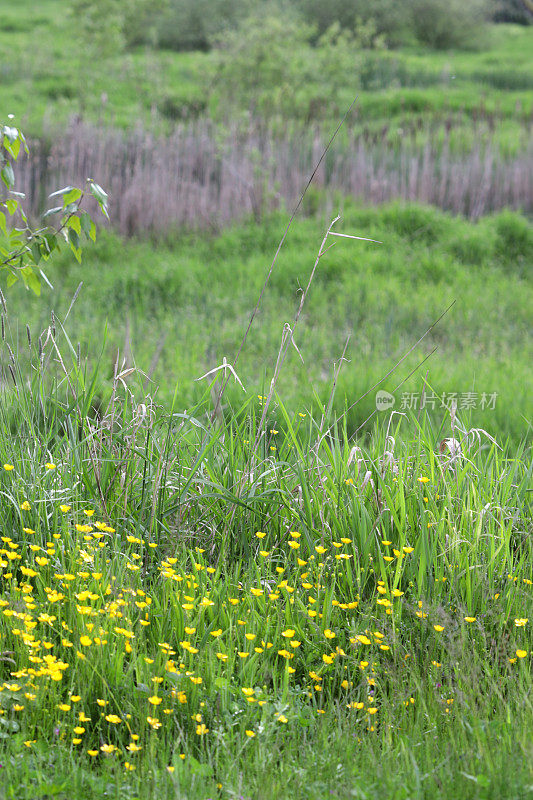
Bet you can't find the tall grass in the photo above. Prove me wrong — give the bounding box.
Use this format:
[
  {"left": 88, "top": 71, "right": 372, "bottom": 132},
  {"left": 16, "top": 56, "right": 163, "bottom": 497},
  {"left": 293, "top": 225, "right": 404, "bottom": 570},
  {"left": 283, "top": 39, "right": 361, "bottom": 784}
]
[
  {"left": 0, "top": 254, "right": 531, "bottom": 797},
  {"left": 12, "top": 116, "right": 533, "bottom": 234},
  {"left": 2, "top": 201, "right": 531, "bottom": 446}
]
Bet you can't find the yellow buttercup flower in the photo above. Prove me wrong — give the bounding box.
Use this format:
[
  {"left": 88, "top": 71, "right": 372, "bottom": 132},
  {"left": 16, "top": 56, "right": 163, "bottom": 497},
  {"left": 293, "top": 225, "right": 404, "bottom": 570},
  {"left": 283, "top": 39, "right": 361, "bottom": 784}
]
[{"left": 148, "top": 696, "right": 162, "bottom": 705}]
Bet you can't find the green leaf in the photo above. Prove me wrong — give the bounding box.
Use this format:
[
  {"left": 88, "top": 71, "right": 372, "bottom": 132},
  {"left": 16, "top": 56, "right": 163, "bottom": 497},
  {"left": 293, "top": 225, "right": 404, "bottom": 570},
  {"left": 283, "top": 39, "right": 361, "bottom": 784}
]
[
  {"left": 3, "top": 138, "right": 20, "bottom": 160},
  {"left": 2, "top": 126, "right": 19, "bottom": 144},
  {"left": 68, "top": 215, "right": 82, "bottom": 235},
  {"left": 1, "top": 163, "right": 14, "bottom": 189},
  {"left": 0, "top": 211, "right": 6, "bottom": 236},
  {"left": 49, "top": 185, "right": 76, "bottom": 198},
  {"left": 80, "top": 211, "right": 96, "bottom": 242},
  {"left": 68, "top": 228, "right": 80, "bottom": 251},
  {"left": 89, "top": 181, "right": 109, "bottom": 218},
  {"left": 2, "top": 127, "right": 21, "bottom": 160},
  {"left": 6, "top": 199, "right": 18, "bottom": 215},
  {"left": 68, "top": 228, "right": 82, "bottom": 263},
  {"left": 42, "top": 233, "right": 57, "bottom": 256},
  {"left": 63, "top": 188, "right": 83, "bottom": 206},
  {"left": 6, "top": 272, "right": 18, "bottom": 287},
  {"left": 31, "top": 241, "right": 42, "bottom": 265},
  {"left": 9, "top": 229, "right": 23, "bottom": 248},
  {"left": 43, "top": 206, "right": 63, "bottom": 219},
  {"left": 26, "top": 269, "right": 41, "bottom": 296}
]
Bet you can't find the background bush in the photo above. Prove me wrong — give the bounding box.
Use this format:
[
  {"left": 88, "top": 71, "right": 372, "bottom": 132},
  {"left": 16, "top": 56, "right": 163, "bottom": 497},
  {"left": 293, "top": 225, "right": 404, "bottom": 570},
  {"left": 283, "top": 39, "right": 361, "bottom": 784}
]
[
  {"left": 492, "top": 0, "right": 533, "bottom": 24},
  {"left": 77, "top": 0, "right": 514, "bottom": 54},
  {"left": 408, "top": 0, "right": 490, "bottom": 50},
  {"left": 155, "top": 0, "right": 256, "bottom": 51}
]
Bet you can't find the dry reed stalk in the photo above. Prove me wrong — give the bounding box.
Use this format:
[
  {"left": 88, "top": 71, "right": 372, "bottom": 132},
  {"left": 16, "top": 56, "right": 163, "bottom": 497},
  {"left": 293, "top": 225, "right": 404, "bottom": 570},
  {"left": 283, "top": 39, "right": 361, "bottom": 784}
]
[{"left": 7, "top": 115, "right": 532, "bottom": 235}]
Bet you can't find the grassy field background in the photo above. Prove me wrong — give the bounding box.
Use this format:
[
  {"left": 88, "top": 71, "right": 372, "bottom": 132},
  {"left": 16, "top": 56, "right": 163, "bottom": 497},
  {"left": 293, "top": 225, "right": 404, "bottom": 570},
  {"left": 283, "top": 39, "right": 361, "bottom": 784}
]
[
  {"left": 0, "top": 1, "right": 532, "bottom": 138},
  {"left": 3, "top": 202, "right": 532, "bottom": 446},
  {"left": 0, "top": 3, "right": 532, "bottom": 798}
]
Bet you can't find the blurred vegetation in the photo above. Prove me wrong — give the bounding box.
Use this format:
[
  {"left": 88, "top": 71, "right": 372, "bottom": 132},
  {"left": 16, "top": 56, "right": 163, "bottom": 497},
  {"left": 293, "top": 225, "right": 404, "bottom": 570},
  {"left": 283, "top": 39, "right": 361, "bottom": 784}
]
[
  {"left": 3, "top": 202, "right": 531, "bottom": 446},
  {"left": 493, "top": 0, "right": 533, "bottom": 23},
  {"left": 0, "top": 1, "right": 531, "bottom": 136},
  {"left": 0, "top": 1, "right": 530, "bottom": 448},
  {"left": 130, "top": 0, "right": 531, "bottom": 52}
]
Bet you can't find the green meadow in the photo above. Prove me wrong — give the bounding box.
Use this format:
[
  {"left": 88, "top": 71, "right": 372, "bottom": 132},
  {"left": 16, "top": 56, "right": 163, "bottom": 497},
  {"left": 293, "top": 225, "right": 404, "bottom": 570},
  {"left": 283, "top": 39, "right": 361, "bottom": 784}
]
[
  {"left": 0, "top": 1, "right": 532, "bottom": 137},
  {"left": 1, "top": 3, "right": 532, "bottom": 798},
  {"left": 4, "top": 202, "right": 532, "bottom": 446}
]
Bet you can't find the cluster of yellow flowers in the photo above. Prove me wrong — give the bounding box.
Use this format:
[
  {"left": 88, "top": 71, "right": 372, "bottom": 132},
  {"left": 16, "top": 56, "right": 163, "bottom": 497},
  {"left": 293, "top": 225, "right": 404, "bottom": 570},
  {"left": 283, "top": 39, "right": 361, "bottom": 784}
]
[{"left": 0, "top": 464, "right": 530, "bottom": 769}]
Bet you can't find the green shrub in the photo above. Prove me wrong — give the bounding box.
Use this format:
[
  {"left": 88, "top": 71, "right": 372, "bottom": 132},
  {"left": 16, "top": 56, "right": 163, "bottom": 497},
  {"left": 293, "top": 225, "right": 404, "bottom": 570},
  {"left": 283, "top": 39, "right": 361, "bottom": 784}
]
[
  {"left": 449, "top": 227, "right": 495, "bottom": 266},
  {"left": 208, "top": 14, "right": 316, "bottom": 117},
  {"left": 209, "top": 15, "right": 389, "bottom": 120},
  {"left": 157, "top": 91, "right": 207, "bottom": 120},
  {"left": 155, "top": 0, "right": 255, "bottom": 51},
  {"left": 69, "top": 0, "right": 165, "bottom": 53},
  {"left": 294, "top": 0, "right": 411, "bottom": 45},
  {"left": 494, "top": 210, "right": 533, "bottom": 273},
  {"left": 380, "top": 204, "right": 450, "bottom": 244},
  {"left": 492, "top": 0, "right": 533, "bottom": 24},
  {"left": 407, "top": 0, "right": 490, "bottom": 49}
]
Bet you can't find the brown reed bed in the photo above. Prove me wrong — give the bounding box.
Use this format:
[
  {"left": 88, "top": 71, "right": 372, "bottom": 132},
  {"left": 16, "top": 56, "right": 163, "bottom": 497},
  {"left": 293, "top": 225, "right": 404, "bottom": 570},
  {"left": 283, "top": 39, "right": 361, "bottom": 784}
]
[{"left": 11, "top": 115, "right": 533, "bottom": 234}]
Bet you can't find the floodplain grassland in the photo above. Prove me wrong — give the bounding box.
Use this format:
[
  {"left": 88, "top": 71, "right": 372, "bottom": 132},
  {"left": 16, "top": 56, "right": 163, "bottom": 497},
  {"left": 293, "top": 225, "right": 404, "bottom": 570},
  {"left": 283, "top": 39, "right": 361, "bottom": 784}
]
[
  {"left": 0, "top": 197, "right": 531, "bottom": 799},
  {"left": 3, "top": 202, "right": 532, "bottom": 446},
  {"left": 0, "top": 3, "right": 532, "bottom": 798},
  {"left": 0, "top": 313, "right": 530, "bottom": 799},
  {"left": 0, "top": 1, "right": 532, "bottom": 136}
]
